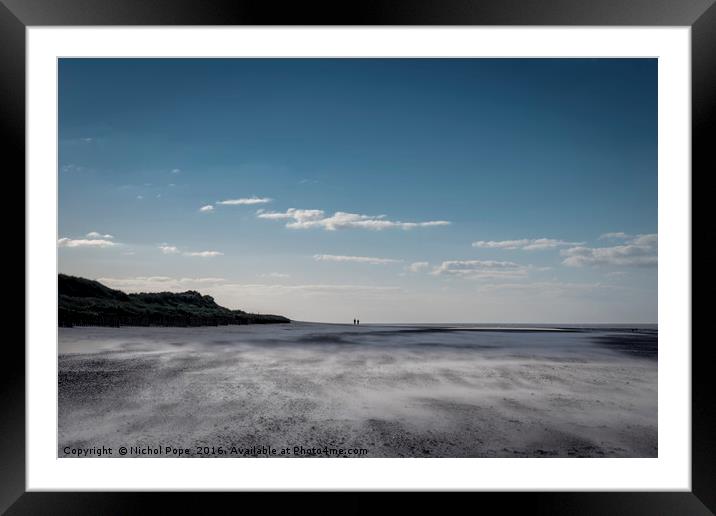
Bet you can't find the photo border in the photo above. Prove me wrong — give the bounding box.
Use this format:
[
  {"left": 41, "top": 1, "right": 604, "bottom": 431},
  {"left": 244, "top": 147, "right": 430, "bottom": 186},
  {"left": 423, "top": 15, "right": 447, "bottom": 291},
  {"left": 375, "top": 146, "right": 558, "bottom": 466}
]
[{"left": 4, "top": 0, "right": 713, "bottom": 512}]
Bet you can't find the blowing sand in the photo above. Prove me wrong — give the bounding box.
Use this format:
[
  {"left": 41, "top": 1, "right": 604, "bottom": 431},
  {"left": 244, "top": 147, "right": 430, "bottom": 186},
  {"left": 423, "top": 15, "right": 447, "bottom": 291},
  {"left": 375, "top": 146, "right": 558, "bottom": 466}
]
[{"left": 58, "top": 323, "right": 657, "bottom": 458}]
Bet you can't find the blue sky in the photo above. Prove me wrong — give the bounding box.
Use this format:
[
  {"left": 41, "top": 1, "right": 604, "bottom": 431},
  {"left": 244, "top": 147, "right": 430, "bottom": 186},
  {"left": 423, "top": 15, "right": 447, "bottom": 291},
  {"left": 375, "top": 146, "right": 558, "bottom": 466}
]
[{"left": 58, "top": 58, "right": 657, "bottom": 323}]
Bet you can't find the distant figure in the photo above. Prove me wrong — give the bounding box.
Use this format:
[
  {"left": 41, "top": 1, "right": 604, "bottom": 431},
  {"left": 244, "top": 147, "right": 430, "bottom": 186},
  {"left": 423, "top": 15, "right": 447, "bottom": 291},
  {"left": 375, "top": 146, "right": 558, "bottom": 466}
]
[
  {"left": 353, "top": 318, "right": 356, "bottom": 325},
  {"left": 357, "top": 319, "right": 360, "bottom": 325}
]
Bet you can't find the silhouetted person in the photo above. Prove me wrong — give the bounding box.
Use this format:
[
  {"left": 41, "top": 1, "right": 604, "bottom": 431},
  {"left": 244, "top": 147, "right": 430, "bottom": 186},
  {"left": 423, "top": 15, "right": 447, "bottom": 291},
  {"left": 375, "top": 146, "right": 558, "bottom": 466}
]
[
  {"left": 357, "top": 319, "right": 360, "bottom": 325},
  {"left": 353, "top": 318, "right": 356, "bottom": 325}
]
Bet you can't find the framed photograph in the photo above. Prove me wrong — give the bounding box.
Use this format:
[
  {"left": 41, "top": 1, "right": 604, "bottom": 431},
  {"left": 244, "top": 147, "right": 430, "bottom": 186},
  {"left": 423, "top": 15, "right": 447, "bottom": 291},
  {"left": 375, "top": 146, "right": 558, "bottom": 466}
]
[{"left": 5, "top": 0, "right": 713, "bottom": 512}]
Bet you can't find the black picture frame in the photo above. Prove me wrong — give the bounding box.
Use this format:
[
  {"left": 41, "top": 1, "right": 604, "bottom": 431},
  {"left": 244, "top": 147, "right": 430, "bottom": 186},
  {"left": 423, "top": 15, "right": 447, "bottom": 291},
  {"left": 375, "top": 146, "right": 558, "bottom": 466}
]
[{"left": 3, "top": 0, "right": 713, "bottom": 513}]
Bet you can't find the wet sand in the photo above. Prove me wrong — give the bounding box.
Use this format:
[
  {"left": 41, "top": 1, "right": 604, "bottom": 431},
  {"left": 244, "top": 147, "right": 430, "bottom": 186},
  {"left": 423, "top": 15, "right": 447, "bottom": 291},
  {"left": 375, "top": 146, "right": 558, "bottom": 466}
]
[{"left": 58, "top": 323, "right": 657, "bottom": 457}]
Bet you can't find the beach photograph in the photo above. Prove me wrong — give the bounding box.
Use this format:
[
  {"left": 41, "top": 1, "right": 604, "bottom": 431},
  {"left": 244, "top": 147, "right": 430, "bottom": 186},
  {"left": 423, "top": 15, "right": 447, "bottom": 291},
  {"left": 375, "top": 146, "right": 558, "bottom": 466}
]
[{"left": 58, "top": 58, "right": 657, "bottom": 458}]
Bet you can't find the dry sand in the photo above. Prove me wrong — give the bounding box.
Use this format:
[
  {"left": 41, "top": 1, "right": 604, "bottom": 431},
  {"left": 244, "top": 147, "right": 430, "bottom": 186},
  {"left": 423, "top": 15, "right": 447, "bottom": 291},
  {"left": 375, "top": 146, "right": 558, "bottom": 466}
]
[{"left": 58, "top": 323, "right": 657, "bottom": 458}]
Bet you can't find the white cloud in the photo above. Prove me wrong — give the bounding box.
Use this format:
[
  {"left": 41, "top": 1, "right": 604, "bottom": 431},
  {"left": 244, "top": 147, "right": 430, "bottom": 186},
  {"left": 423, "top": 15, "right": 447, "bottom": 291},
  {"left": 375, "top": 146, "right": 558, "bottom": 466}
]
[
  {"left": 158, "top": 244, "right": 222, "bottom": 257},
  {"left": 257, "top": 208, "right": 323, "bottom": 221},
  {"left": 61, "top": 164, "right": 84, "bottom": 173},
  {"left": 476, "top": 281, "right": 617, "bottom": 293},
  {"left": 258, "top": 208, "right": 450, "bottom": 231},
  {"left": 472, "top": 238, "right": 582, "bottom": 251},
  {"left": 314, "top": 254, "right": 402, "bottom": 265},
  {"left": 406, "top": 261, "right": 429, "bottom": 273},
  {"left": 218, "top": 283, "right": 401, "bottom": 294},
  {"left": 158, "top": 245, "right": 180, "bottom": 254},
  {"left": 85, "top": 231, "right": 114, "bottom": 239},
  {"left": 259, "top": 272, "right": 291, "bottom": 279},
  {"left": 98, "top": 277, "right": 398, "bottom": 298},
  {"left": 630, "top": 234, "right": 658, "bottom": 247},
  {"left": 561, "top": 234, "right": 657, "bottom": 267},
  {"left": 199, "top": 205, "right": 214, "bottom": 212},
  {"left": 599, "top": 232, "right": 630, "bottom": 240},
  {"left": 98, "top": 276, "right": 226, "bottom": 292},
  {"left": 217, "top": 197, "right": 272, "bottom": 205},
  {"left": 57, "top": 238, "right": 117, "bottom": 249},
  {"left": 136, "top": 195, "right": 143, "bottom": 200},
  {"left": 432, "top": 260, "right": 531, "bottom": 280},
  {"left": 183, "top": 251, "right": 224, "bottom": 258},
  {"left": 171, "top": 168, "right": 181, "bottom": 174}
]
